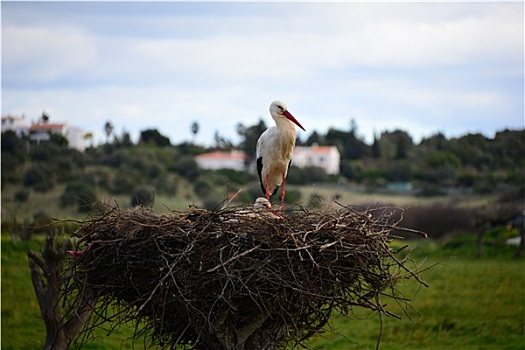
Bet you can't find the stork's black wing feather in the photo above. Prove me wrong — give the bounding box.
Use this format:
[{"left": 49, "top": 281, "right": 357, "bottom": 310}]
[
  {"left": 257, "top": 157, "right": 279, "bottom": 196},
  {"left": 257, "top": 157, "right": 265, "bottom": 194}
]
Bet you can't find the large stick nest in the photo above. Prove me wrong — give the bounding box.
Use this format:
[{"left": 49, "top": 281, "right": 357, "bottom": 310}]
[{"left": 63, "top": 203, "right": 426, "bottom": 350}]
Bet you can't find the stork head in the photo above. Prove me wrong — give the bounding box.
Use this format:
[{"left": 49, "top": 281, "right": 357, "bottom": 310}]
[{"left": 269, "top": 100, "right": 306, "bottom": 132}]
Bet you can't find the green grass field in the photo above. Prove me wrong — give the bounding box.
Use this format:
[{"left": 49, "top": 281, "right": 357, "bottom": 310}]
[
  {"left": 305, "top": 257, "right": 524, "bottom": 349},
  {"left": 2, "top": 231, "right": 523, "bottom": 350}
]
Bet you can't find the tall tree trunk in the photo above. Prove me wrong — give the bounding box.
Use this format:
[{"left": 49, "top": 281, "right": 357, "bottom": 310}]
[{"left": 28, "top": 234, "right": 96, "bottom": 349}]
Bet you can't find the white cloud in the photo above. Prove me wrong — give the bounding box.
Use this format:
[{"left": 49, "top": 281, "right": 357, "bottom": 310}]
[
  {"left": 3, "top": 24, "right": 97, "bottom": 83},
  {"left": 2, "top": 2, "right": 523, "bottom": 147}
]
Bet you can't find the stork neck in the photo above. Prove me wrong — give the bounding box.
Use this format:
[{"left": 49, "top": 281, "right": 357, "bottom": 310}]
[
  {"left": 274, "top": 119, "right": 297, "bottom": 154},
  {"left": 275, "top": 118, "right": 298, "bottom": 137}
]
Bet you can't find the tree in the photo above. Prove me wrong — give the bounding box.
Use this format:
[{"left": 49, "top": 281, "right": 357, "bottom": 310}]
[
  {"left": 60, "top": 181, "right": 97, "bottom": 213},
  {"left": 83, "top": 132, "right": 94, "bottom": 148},
  {"left": 238, "top": 119, "right": 267, "bottom": 167},
  {"left": 1, "top": 130, "right": 27, "bottom": 185},
  {"left": 378, "top": 130, "right": 413, "bottom": 160},
  {"left": 325, "top": 127, "right": 368, "bottom": 160},
  {"left": 213, "top": 130, "right": 233, "bottom": 150},
  {"left": 191, "top": 121, "right": 200, "bottom": 144},
  {"left": 23, "top": 164, "right": 54, "bottom": 192},
  {"left": 305, "top": 131, "right": 323, "bottom": 146},
  {"left": 419, "top": 132, "right": 446, "bottom": 152},
  {"left": 139, "top": 128, "right": 171, "bottom": 147},
  {"left": 371, "top": 132, "right": 381, "bottom": 159},
  {"left": 172, "top": 155, "right": 199, "bottom": 179},
  {"left": 120, "top": 130, "right": 134, "bottom": 147},
  {"left": 28, "top": 234, "right": 96, "bottom": 349},
  {"left": 104, "top": 121, "right": 114, "bottom": 144},
  {"left": 448, "top": 133, "right": 491, "bottom": 170}
]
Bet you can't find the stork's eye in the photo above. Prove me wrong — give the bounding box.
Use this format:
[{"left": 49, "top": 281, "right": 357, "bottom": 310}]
[{"left": 278, "top": 106, "right": 284, "bottom": 111}]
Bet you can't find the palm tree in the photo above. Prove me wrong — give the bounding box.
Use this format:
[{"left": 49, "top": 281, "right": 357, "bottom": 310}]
[
  {"left": 83, "top": 132, "right": 94, "bottom": 148},
  {"left": 190, "top": 121, "right": 199, "bottom": 144},
  {"left": 104, "top": 121, "right": 114, "bottom": 144}
]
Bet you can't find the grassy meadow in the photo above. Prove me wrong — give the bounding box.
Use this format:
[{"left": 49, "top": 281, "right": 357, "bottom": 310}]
[
  {"left": 2, "top": 184, "right": 523, "bottom": 349},
  {"left": 1, "top": 180, "right": 498, "bottom": 225},
  {"left": 2, "top": 227, "right": 524, "bottom": 349}
]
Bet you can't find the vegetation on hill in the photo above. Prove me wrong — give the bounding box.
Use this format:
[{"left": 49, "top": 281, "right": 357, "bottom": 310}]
[{"left": 1, "top": 123, "right": 523, "bottom": 242}]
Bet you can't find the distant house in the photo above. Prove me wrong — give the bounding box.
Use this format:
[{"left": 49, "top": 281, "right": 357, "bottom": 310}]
[
  {"left": 1, "top": 115, "right": 29, "bottom": 137},
  {"left": 292, "top": 145, "right": 340, "bottom": 175},
  {"left": 195, "top": 150, "right": 247, "bottom": 171},
  {"left": 29, "top": 122, "right": 86, "bottom": 151},
  {"left": 195, "top": 145, "right": 340, "bottom": 175}
]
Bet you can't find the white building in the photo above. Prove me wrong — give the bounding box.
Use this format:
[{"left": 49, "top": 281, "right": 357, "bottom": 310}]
[
  {"left": 29, "top": 122, "right": 86, "bottom": 151},
  {"left": 292, "top": 145, "right": 340, "bottom": 175},
  {"left": 195, "top": 145, "right": 340, "bottom": 175},
  {"left": 1, "top": 115, "right": 30, "bottom": 137},
  {"left": 195, "top": 150, "right": 247, "bottom": 171}
]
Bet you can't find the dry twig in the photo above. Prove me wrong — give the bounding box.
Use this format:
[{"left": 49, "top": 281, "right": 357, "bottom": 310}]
[{"left": 62, "top": 203, "right": 427, "bottom": 349}]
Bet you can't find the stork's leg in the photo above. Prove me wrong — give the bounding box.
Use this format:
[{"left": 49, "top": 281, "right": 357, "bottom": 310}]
[
  {"left": 265, "top": 174, "right": 271, "bottom": 199},
  {"left": 280, "top": 173, "right": 286, "bottom": 214}
]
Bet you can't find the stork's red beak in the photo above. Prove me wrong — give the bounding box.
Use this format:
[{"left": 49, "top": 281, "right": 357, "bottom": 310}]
[{"left": 283, "top": 110, "right": 306, "bottom": 131}]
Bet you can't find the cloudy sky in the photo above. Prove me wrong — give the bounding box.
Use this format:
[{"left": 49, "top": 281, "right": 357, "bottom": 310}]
[{"left": 2, "top": 1, "right": 523, "bottom": 146}]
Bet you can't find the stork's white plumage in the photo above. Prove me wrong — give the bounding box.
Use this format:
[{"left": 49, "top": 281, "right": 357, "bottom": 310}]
[
  {"left": 254, "top": 197, "right": 273, "bottom": 211},
  {"left": 256, "top": 101, "right": 305, "bottom": 213},
  {"left": 253, "top": 197, "right": 282, "bottom": 219}
]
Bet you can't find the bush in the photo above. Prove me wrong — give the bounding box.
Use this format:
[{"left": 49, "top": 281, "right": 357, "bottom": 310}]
[
  {"left": 399, "top": 204, "right": 476, "bottom": 239},
  {"left": 173, "top": 155, "right": 200, "bottom": 179},
  {"left": 286, "top": 166, "right": 327, "bottom": 185},
  {"left": 131, "top": 187, "right": 155, "bottom": 207},
  {"left": 139, "top": 129, "right": 171, "bottom": 147},
  {"left": 193, "top": 177, "right": 215, "bottom": 199},
  {"left": 216, "top": 169, "right": 255, "bottom": 186},
  {"left": 154, "top": 174, "right": 178, "bottom": 196},
  {"left": 1, "top": 154, "right": 24, "bottom": 186},
  {"left": 60, "top": 181, "right": 97, "bottom": 213},
  {"left": 23, "top": 164, "right": 54, "bottom": 192},
  {"left": 110, "top": 170, "right": 142, "bottom": 194},
  {"left": 285, "top": 189, "right": 302, "bottom": 203},
  {"left": 14, "top": 188, "right": 30, "bottom": 203}
]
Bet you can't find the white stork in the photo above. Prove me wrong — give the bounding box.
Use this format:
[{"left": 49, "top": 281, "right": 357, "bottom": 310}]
[{"left": 256, "top": 100, "right": 305, "bottom": 213}]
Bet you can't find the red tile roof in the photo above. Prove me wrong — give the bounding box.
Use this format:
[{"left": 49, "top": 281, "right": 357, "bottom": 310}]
[
  {"left": 310, "top": 146, "right": 336, "bottom": 154},
  {"left": 29, "top": 123, "right": 66, "bottom": 132},
  {"left": 195, "top": 151, "right": 247, "bottom": 160}
]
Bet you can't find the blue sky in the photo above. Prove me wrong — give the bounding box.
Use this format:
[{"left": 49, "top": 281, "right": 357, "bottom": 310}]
[{"left": 2, "top": 1, "right": 524, "bottom": 146}]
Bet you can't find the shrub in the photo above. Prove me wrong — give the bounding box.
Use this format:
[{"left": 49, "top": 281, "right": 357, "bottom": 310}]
[
  {"left": 23, "top": 164, "right": 54, "bottom": 192},
  {"left": 60, "top": 181, "right": 97, "bottom": 213},
  {"left": 193, "top": 177, "right": 214, "bottom": 199},
  {"left": 399, "top": 204, "right": 476, "bottom": 239},
  {"left": 131, "top": 187, "right": 155, "bottom": 207},
  {"left": 216, "top": 169, "right": 255, "bottom": 185},
  {"left": 110, "top": 170, "right": 142, "bottom": 194},
  {"left": 139, "top": 128, "right": 171, "bottom": 147},
  {"left": 173, "top": 155, "right": 200, "bottom": 179},
  {"left": 286, "top": 166, "right": 327, "bottom": 185},
  {"left": 1, "top": 154, "right": 24, "bottom": 186},
  {"left": 154, "top": 174, "right": 178, "bottom": 196},
  {"left": 285, "top": 189, "right": 302, "bottom": 204},
  {"left": 14, "top": 188, "right": 30, "bottom": 203}
]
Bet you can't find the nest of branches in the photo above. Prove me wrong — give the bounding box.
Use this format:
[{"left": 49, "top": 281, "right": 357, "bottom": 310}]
[{"left": 63, "top": 203, "right": 427, "bottom": 350}]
